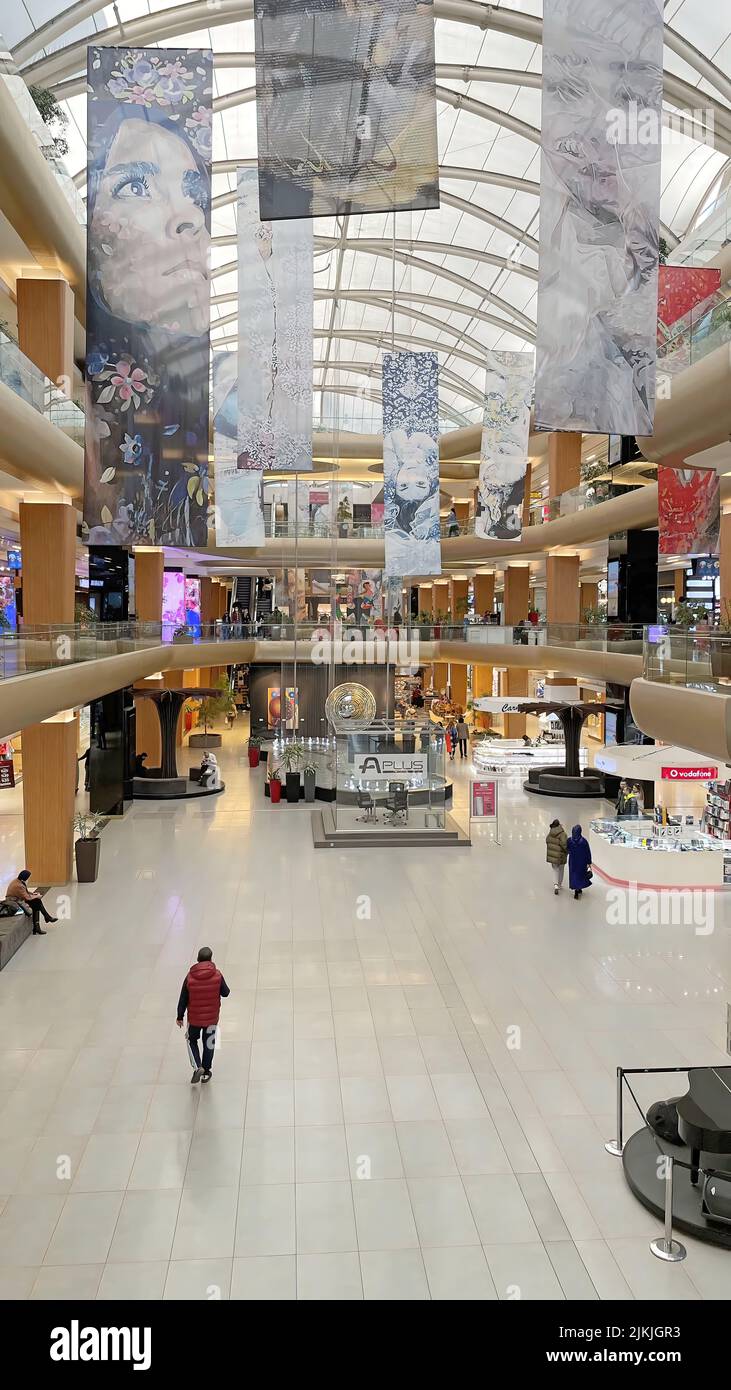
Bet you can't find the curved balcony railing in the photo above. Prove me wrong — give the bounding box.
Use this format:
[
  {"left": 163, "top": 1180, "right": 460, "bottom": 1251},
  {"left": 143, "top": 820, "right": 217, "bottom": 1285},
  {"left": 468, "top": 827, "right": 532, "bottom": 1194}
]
[
  {"left": 0, "top": 618, "right": 647, "bottom": 682},
  {"left": 0, "top": 328, "right": 85, "bottom": 445},
  {"left": 643, "top": 625, "right": 731, "bottom": 693}
]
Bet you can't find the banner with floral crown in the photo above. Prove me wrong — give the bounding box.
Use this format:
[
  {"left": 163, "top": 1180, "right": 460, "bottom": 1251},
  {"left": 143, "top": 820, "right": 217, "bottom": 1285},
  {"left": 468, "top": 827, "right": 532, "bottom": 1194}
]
[
  {"left": 534, "top": 0, "right": 663, "bottom": 435},
  {"left": 475, "top": 351, "right": 534, "bottom": 542},
  {"left": 84, "top": 47, "right": 213, "bottom": 547},
  {"left": 382, "top": 351, "right": 440, "bottom": 579}
]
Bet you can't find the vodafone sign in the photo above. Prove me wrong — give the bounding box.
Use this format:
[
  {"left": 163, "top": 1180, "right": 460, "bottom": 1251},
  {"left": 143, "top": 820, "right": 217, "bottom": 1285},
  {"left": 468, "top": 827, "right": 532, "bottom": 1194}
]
[{"left": 661, "top": 766, "right": 717, "bottom": 781}]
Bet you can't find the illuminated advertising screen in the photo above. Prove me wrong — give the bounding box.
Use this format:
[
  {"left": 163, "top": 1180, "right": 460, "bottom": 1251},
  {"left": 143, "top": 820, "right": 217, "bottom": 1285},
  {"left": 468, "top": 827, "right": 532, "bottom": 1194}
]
[
  {"left": 162, "top": 571, "right": 185, "bottom": 637},
  {"left": 185, "top": 577, "right": 201, "bottom": 640}
]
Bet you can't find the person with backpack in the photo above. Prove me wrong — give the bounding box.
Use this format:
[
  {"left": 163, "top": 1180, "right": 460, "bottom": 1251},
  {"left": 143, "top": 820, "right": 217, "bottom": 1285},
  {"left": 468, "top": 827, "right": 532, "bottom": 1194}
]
[
  {"left": 545, "top": 819, "right": 568, "bottom": 894},
  {"left": 567, "top": 825, "right": 593, "bottom": 900},
  {"left": 176, "top": 947, "right": 231, "bottom": 1083}
]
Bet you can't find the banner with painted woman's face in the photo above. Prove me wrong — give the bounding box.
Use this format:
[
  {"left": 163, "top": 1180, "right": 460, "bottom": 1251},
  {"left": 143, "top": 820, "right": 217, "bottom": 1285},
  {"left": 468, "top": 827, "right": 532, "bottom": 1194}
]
[
  {"left": 84, "top": 47, "right": 212, "bottom": 547},
  {"left": 382, "top": 351, "right": 440, "bottom": 579}
]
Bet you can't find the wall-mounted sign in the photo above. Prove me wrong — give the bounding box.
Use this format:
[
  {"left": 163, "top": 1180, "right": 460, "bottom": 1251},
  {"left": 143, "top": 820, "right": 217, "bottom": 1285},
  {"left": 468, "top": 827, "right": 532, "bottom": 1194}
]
[
  {"left": 353, "top": 753, "right": 426, "bottom": 779},
  {"left": 661, "top": 766, "right": 717, "bottom": 781},
  {"left": 470, "top": 780, "right": 497, "bottom": 819},
  {"left": 0, "top": 758, "right": 15, "bottom": 789}
]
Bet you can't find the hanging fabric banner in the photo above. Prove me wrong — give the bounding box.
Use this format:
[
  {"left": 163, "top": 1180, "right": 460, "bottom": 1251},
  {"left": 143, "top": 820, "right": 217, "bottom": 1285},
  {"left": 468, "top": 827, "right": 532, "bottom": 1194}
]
[
  {"left": 534, "top": 0, "right": 664, "bottom": 436},
  {"left": 475, "top": 351, "right": 534, "bottom": 541},
  {"left": 237, "top": 167, "right": 313, "bottom": 472},
  {"left": 253, "top": 0, "right": 439, "bottom": 220},
  {"left": 84, "top": 47, "right": 212, "bottom": 546},
  {"left": 658, "top": 466, "right": 720, "bottom": 556},
  {"left": 382, "top": 351, "right": 440, "bottom": 579},
  {"left": 213, "top": 349, "right": 265, "bottom": 547}
]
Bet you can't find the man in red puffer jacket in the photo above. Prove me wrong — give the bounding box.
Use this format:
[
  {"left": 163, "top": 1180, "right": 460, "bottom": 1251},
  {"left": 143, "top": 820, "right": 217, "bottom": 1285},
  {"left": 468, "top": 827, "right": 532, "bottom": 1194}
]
[{"left": 176, "top": 947, "right": 231, "bottom": 1084}]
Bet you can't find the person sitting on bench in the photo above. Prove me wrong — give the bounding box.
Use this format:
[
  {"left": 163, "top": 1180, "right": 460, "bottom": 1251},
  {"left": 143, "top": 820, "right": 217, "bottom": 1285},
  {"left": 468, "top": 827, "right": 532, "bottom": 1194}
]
[{"left": 6, "top": 869, "right": 57, "bottom": 936}]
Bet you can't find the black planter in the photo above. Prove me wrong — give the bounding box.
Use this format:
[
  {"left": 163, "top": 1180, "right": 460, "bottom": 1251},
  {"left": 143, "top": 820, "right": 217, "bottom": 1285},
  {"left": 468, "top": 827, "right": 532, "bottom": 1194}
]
[
  {"left": 285, "top": 772, "right": 301, "bottom": 804},
  {"left": 75, "top": 837, "right": 100, "bottom": 883},
  {"left": 260, "top": 749, "right": 268, "bottom": 767},
  {"left": 402, "top": 734, "right": 416, "bottom": 753},
  {"left": 303, "top": 770, "right": 316, "bottom": 803}
]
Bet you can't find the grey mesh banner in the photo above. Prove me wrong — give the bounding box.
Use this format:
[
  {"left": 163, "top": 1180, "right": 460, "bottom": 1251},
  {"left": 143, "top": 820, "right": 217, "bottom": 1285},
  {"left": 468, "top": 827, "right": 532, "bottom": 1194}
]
[
  {"left": 382, "top": 352, "right": 440, "bottom": 579},
  {"left": 475, "top": 351, "right": 534, "bottom": 542},
  {"left": 534, "top": 0, "right": 663, "bottom": 435},
  {"left": 254, "top": 0, "right": 439, "bottom": 219},
  {"left": 237, "top": 168, "right": 313, "bottom": 472},
  {"left": 84, "top": 47, "right": 212, "bottom": 546}
]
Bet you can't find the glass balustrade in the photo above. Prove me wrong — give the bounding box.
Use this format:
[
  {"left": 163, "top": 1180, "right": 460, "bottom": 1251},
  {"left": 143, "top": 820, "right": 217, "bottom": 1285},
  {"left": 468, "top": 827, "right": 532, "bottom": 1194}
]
[
  {"left": 0, "top": 328, "right": 85, "bottom": 444},
  {"left": 643, "top": 626, "right": 731, "bottom": 693}
]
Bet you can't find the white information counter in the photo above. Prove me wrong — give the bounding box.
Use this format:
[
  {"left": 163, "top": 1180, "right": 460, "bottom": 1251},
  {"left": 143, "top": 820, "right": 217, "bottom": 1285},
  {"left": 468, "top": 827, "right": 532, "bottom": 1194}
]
[
  {"left": 589, "top": 818, "right": 731, "bottom": 889},
  {"left": 472, "top": 737, "right": 587, "bottom": 775}
]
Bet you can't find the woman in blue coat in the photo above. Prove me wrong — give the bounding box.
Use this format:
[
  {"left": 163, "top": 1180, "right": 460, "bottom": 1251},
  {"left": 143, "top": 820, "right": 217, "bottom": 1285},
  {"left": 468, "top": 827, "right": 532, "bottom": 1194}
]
[{"left": 568, "top": 825, "right": 592, "bottom": 900}]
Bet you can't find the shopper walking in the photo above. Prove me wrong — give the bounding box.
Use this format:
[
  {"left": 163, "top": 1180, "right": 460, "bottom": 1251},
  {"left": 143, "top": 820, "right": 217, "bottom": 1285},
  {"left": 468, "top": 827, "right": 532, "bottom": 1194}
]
[
  {"left": 6, "top": 869, "right": 57, "bottom": 935},
  {"left": 447, "top": 720, "right": 457, "bottom": 761},
  {"left": 545, "top": 819, "right": 568, "bottom": 895},
  {"left": 176, "top": 947, "right": 231, "bottom": 1083},
  {"left": 446, "top": 506, "right": 459, "bottom": 537},
  {"left": 567, "top": 825, "right": 592, "bottom": 900},
  {"left": 456, "top": 716, "right": 469, "bottom": 760}
]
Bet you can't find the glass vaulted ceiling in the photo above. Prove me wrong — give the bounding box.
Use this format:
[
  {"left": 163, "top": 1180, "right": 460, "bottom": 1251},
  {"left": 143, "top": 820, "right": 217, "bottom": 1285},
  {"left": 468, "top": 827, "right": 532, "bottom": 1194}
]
[{"left": 4, "top": 0, "right": 731, "bottom": 433}]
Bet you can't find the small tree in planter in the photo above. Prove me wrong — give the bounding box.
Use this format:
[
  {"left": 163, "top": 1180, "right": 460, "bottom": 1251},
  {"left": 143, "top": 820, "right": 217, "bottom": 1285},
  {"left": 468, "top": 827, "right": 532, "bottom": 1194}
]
[
  {"left": 267, "top": 767, "right": 282, "bottom": 803},
  {"left": 281, "top": 742, "right": 304, "bottom": 803},
  {"left": 189, "top": 675, "right": 233, "bottom": 748},
  {"left": 303, "top": 760, "right": 317, "bottom": 803},
  {"left": 74, "top": 811, "right": 104, "bottom": 883},
  {"left": 248, "top": 734, "right": 262, "bottom": 768}
]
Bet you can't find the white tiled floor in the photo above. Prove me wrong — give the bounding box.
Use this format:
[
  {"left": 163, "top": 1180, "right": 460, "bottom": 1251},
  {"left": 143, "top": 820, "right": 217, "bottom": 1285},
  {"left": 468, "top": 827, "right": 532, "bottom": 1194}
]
[{"left": 1, "top": 724, "right": 730, "bottom": 1300}]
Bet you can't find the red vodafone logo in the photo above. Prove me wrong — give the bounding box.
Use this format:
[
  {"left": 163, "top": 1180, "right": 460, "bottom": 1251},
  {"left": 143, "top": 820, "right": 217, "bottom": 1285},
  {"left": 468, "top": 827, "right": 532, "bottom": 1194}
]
[{"left": 661, "top": 766, "right": 717, "bottom": 781}]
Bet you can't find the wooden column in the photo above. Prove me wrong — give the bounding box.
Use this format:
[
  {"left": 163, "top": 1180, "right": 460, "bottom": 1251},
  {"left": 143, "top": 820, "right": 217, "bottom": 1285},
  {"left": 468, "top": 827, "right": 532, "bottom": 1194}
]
[
  {"left": 675, "top": 567, "right": 687, "bottom": 603},
  {"left": 547, "top": 555, "right": 581, "bottom": 625},
  {"left": 432, "top": 662, "right": 448, "bottom": 693},
  {"left": 418, "top": 584, "right": 433, "bottom": 615},
  {"left": 450, "top": 663, "right": 468, "bottom": 711},
  {"left": 16, "top": 275, "right": 74, "bottom": 392},
  {"left": 473, "top": 663, "right": 493, "bottom": 729},
  {"left": 522, "top": 459, "right": 533, "bottom": 528},
  {"left": 504, "top": 667, "right": 529, "bottom": 739},
  {"left": 473, "top": 573, "right": 495, "bottom": 616},
  {"left": 134, "top": 549, "right": 164, "bottom": 761},
  {"left": 580, "top": 581, "right": 599, "bottom": 617},
  {"left": 503, "top": 566, "right": 530, "bottom": 625},
  {"left": 23, "top": 716, "right": 78, "bottom": 883},
  {"left": 451, "top": 577, "right": 469, "bottom": 618},
  {"left": 19, "top": 501, "right": 75, "bottom": 625},
  {"left": 433, "top": 580, "right": 450, "bottom": 618},
  {"left": 548, "top": 433, "right": 581, "bottom": 499},
  {"left": 19, "top": 502, "right": 77, "bottom": 884}
]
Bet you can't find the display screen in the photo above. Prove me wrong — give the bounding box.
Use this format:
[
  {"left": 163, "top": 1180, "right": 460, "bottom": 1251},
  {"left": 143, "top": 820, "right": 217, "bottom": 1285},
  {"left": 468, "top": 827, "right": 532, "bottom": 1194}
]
[
  {"left": 185, "top": 577, "right": 201, "bottom": 640},
  {"left": 0, "top": 576, "right": 17, "bottom": 632},
  {"left": 162, "top": 572, "right": 185, "bottom": 636},
  {"left": 606, "top": 560, "right": 619, "bottom": 619},
  {"left": 604, "top": 711, "right": 617, "bottom": 746},
  {"left": 608, "top": 435, "right": 622, "bottom": 465}
]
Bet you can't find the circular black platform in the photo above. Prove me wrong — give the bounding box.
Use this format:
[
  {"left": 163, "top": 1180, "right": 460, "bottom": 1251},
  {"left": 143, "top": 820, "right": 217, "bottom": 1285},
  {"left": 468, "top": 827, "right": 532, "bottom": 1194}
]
[
  {"left": 623, "top": 1126, "right": 731, "bottom": 1250},
  {"left": 523, "top": 767, "right": 605, "bottom": 798},
  {"left": 133, "top": 777, "right": 225, "bottom": 801}
]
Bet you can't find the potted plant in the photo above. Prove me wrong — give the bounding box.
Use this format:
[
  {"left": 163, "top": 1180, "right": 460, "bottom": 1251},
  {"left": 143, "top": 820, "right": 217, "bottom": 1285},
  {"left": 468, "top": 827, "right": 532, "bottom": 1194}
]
[
  {"left": 248, "top": 734, "right": 261, "bottom": 768},
  {"left": 189, "top": 675, "right": 231, "bottom": 747},
  {"left": 267, "top": 768, "right": 282, "bottom": 804},
  {"left": 675, "top": 601, "right": 707, "bottom": 630},
  {"left": 303, "top": 760, "right": 317, "bottom": 803},
  {"left": 74, "top": 810, "right": 104, "bottom": 883},
  {"left": 281, "top": 742, "right": 304, "bottom": 803}
]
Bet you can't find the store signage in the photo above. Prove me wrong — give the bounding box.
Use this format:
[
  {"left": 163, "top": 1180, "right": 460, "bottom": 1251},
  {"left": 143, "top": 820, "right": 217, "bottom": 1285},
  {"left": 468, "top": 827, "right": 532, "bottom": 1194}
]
[
  {"left": 470, "top": 780, "right": 497, "bottom": 820},
  {"left": 0, "top": 758, "right": 15, "bottom": 788},
  {"left": 353, "top": 754, "right": 426, "bottom": 778},
  {"left": 661, "top": 766, "right": 717, "bottom": 781}
]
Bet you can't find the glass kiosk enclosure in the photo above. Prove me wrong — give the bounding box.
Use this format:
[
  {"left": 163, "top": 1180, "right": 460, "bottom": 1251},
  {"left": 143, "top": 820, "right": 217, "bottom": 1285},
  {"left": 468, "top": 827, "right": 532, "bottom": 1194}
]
[{"left": 326, "top": 720, "right": 451, "bottom": 835}]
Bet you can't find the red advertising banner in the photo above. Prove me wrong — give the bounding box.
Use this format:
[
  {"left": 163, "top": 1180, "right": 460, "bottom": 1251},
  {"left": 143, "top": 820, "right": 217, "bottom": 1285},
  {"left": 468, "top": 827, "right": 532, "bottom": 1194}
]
[
  {"left": 661, "top": 766, "right": 717, "bottom": 781},
  {"left": 657, "top": 267, "right": 722, "bottom": 340},
  {"left": 471, "top": 780, "right": 497, "bottom": 818},
  {"left": 657, "top": 466, "right": 719, "bottom": 556}
]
